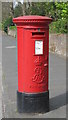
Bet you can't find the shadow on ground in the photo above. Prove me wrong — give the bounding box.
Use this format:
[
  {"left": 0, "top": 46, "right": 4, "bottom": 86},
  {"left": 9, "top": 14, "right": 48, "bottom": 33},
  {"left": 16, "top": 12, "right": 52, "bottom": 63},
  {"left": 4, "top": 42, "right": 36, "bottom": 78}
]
[{"left": 49, "top": 91, "right": 67, "bottom": 111}]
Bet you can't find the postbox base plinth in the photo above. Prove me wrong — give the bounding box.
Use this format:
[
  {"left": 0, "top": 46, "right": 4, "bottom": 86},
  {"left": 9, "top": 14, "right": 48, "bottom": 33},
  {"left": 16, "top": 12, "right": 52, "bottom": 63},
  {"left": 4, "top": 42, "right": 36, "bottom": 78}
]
[{"left": 17, "top": 91, "right": 49, "bottom": 113}]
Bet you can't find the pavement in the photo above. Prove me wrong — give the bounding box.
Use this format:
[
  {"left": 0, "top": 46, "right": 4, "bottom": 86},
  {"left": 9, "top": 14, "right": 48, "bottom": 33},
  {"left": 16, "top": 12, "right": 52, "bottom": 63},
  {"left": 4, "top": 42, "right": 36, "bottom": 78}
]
[
  {"left": 2, "top": 33, "right": 66, "bottom": 118},
  {"left": 0, "top": 31, "right": 2, "bottom": 120}
]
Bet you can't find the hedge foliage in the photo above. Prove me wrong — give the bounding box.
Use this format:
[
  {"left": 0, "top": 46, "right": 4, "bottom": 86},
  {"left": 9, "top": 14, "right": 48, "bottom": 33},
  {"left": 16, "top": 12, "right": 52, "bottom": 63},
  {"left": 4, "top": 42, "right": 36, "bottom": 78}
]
[
  {"left": 49, "top": 18, "right": 67, "bottom": 33},
  {"left": 2, "top": 16, "right": 13, "bottom": 33},
  {"left": 2, "top": 2, "right": 68, "bottom": 33}
]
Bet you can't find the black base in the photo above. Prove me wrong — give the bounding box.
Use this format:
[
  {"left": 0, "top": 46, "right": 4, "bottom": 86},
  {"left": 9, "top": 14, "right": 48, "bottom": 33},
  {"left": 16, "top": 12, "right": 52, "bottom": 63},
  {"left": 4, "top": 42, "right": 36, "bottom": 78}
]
[{"left": 17, "top": 91, "right": 49, "bottom": 113}]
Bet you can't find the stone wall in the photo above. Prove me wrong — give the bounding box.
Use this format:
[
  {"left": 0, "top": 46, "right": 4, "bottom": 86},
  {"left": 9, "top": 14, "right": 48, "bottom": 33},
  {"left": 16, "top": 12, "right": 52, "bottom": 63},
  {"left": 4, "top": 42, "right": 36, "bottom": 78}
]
[
  {"left": 8, "top": 29, "right": 16, "bottom": 38},
  {"left": 49, "top": 34, "right": 66, "bottom": 57},
  {"left": 8, "top": 29, "right": 66, "bottom": 57}
]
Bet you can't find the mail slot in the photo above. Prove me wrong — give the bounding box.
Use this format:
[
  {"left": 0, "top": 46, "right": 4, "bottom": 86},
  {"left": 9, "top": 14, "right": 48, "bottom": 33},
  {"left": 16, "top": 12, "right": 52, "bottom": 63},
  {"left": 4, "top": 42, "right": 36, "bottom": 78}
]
[
  {"left": 13, "top": 16, "right": 52, "bottom": 113},
  {"left": 32, "top": 32, "right": 45, "bottom": 36}
]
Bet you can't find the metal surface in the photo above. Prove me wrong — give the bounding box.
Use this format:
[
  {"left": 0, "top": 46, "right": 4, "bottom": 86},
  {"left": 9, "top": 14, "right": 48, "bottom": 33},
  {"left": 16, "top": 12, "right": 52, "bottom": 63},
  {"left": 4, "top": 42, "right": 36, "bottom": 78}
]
[{"left": 13, "top": 16, "right": 52, "bottom": 93}]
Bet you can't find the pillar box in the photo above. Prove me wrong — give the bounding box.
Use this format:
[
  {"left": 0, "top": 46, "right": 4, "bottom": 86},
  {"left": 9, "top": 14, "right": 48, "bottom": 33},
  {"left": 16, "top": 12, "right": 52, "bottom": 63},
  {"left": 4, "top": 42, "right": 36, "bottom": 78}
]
[{"left": 13, "top": 16, "right": 52, "bottom": 113}]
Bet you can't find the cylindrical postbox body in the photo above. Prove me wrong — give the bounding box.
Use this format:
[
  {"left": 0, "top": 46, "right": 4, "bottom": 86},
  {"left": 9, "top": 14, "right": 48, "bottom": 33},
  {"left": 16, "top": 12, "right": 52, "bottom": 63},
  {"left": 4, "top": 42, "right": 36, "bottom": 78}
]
[{"left": 13, "top": 16, "right": 52, "bottom": 113}]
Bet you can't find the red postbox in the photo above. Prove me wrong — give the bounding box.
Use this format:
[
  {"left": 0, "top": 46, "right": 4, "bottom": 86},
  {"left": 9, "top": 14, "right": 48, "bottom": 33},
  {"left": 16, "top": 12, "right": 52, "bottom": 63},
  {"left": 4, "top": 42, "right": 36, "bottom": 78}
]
[{"left": 13, "top": 16, "right": 52, "bottom": 113}]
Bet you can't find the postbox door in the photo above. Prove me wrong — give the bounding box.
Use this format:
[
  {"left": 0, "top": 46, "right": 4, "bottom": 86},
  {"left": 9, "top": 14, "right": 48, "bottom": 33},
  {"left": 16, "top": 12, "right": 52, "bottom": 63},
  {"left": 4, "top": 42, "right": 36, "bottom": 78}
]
[
  {"left": 32, "top": 31, "right": 48, "bottom": 92},
  {"left": 22, "top": 29, "right": 48, "bottom": 93}
]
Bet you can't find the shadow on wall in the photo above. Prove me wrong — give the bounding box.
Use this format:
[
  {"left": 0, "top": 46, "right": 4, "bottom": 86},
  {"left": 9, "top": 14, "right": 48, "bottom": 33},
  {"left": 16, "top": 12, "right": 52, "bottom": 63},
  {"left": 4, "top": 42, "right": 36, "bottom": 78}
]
[{"left": 49, "top": 91, "right": 68, "bottom": 111}]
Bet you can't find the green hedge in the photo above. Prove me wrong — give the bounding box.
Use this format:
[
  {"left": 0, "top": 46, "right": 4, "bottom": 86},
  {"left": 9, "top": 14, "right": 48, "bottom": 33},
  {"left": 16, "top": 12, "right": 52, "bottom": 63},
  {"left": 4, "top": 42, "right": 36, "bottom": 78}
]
[
  {"left": 9, "top": 26, "right": 16, "bottom": 30},
  {"left": 49, "top": 19, "right": 67, "bottom": 33},
  {"left": 2, "top": 16, "right": 13, "bottom": 33}
]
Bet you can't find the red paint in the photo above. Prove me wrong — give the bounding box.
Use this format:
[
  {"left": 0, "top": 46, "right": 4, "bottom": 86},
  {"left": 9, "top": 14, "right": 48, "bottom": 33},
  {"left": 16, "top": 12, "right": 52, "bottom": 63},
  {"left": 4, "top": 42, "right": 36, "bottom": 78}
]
[{"left": 13, "top": 16, "right": 52, "bottom": 93}]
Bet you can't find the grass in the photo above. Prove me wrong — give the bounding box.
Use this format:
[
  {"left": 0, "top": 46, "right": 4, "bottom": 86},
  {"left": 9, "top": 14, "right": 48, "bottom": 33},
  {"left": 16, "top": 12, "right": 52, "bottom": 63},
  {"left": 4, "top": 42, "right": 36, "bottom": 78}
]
[{"left": 9, "top": 26, "right": 16, "bottom": 30}]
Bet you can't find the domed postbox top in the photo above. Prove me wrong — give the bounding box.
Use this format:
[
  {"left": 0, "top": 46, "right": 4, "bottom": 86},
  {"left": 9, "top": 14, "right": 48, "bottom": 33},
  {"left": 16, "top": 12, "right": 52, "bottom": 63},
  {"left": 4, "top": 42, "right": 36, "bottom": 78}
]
[{"left": 13, "top": 15, "right": 52, "bottom": 26}]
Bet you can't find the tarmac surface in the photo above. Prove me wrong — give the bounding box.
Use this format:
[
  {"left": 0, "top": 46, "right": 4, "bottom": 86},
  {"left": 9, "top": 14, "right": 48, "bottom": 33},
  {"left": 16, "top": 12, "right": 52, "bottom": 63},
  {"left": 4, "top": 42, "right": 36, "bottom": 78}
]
[
  {"left": 2, "top": 33, "right": 66, "bottom": 118},
  {"left": 0, "top": 31, "right": 2, "bottom": 120}
]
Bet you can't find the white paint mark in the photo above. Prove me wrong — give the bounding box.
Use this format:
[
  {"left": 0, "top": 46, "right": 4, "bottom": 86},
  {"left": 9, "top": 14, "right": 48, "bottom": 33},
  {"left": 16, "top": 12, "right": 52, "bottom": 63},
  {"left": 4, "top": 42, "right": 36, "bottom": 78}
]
[{"left": 5, "top": 46, "right": 16, "bottom": 49}]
